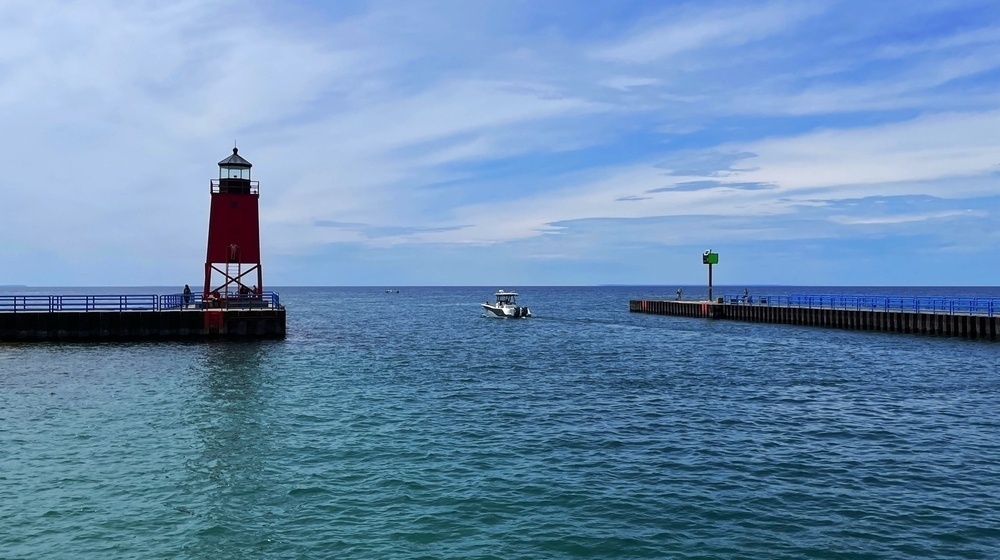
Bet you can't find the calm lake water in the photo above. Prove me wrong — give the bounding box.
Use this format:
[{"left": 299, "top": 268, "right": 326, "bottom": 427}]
[{"left": 2, "top": 286, "right": 999, "bottom": 559}]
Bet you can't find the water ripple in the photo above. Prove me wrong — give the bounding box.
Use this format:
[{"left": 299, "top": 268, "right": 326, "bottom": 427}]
[{"left": 2, "top": 287, "right": 999, "bottom": 558}]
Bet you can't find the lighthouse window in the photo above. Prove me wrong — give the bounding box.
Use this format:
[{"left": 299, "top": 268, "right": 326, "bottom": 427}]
[{"left": 223, "top": 167, "right": 248, "bottom": 180}]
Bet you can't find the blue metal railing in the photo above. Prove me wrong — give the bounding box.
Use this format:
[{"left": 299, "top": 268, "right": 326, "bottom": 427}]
[
  {"left": 159, "top": 291, "right": 281, "bottom": 310},
  {"left": 0, "top": 294, "right": 158, "bottom": 312},
  {"left": 721, "top": 293, "right": 997, "bottom": 317},
  {"left": 0, "top": 291, "right": 281, "bottom": 313}
]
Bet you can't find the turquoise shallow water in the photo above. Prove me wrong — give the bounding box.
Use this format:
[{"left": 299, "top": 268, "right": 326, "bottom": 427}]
[{"left": 2, "top": 286, "right": 1000, "bottom": 559}]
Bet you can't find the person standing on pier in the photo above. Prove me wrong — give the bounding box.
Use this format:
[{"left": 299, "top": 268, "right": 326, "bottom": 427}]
[{"left": 183, "top": 284, "right": 192, "bottom": 307}]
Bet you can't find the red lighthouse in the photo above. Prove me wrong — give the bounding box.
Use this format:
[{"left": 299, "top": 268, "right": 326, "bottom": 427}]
[{"left": 203, "top": 147, "right": 264, "bottom": 300}]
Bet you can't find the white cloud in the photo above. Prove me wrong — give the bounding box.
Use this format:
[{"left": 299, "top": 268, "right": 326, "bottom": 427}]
[
  {"left": 728, "top": 110, "right": 1000, "bottom": 191},
  {"left": 603, "top": 76, "right": 662, "bottom": 90},
  {"left": 381, "top": 109, "right": 1000, "bottom": 247}
]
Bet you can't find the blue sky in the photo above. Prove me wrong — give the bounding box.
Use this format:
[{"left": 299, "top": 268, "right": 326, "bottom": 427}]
[{"left": 1, "top": 0, "right": 998, "bottom": 287}]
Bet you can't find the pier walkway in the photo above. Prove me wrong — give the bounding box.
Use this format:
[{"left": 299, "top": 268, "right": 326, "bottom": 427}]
[
  {"left": 629, "top": 293, "right": 999, "bottom": 341},
  {"left": 0, "top": 291, "right": 286, "bottom": 341}
]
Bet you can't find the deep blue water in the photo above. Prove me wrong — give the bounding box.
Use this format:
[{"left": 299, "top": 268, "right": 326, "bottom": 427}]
[{"left": 2, "top": 286, "right": 999, "bottom": 559}]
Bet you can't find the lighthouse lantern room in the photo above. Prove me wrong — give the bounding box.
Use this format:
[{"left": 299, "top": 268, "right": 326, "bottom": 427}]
[{"left": 204, "top": 147, "right": 264, "bottom": 300}]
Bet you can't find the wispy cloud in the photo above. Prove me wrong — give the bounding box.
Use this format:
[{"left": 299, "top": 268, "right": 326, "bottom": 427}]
[
  {"left": 829, "top": 210, "right": 984, "bottom": 225},
  {"left": 647, "top": 181, "right": 777, "bottom": 193},
  {"left": 590, "top": 2, "right": 822, "bottom": 64}
]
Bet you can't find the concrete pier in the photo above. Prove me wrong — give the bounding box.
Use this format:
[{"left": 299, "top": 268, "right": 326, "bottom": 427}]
[
  {"left": 629, "top": 300, "right": 998, "bottom": 341},
  {"left": 0, "top": 291, "right": 286, "bottom": 342},
  {"left": 0, "top": 308, "right": 286, "bottom": 342}
]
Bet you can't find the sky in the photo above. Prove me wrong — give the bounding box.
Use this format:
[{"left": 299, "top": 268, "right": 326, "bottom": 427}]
[{"left": 1, "top": 0, "right": 998, "bottom": 287}]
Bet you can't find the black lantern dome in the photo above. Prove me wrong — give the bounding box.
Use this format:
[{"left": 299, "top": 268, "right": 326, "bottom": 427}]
[
  {"left": 216, "top": 147, "right": 255, "bottom": 194},
  {"left": 219, "top": 147, "right": 252, "bottom": 180}
]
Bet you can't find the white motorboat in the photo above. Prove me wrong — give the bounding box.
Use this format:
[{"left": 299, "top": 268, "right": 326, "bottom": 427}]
[{"left": 482, "top": 289, "right": 531, "bottom": 318}]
